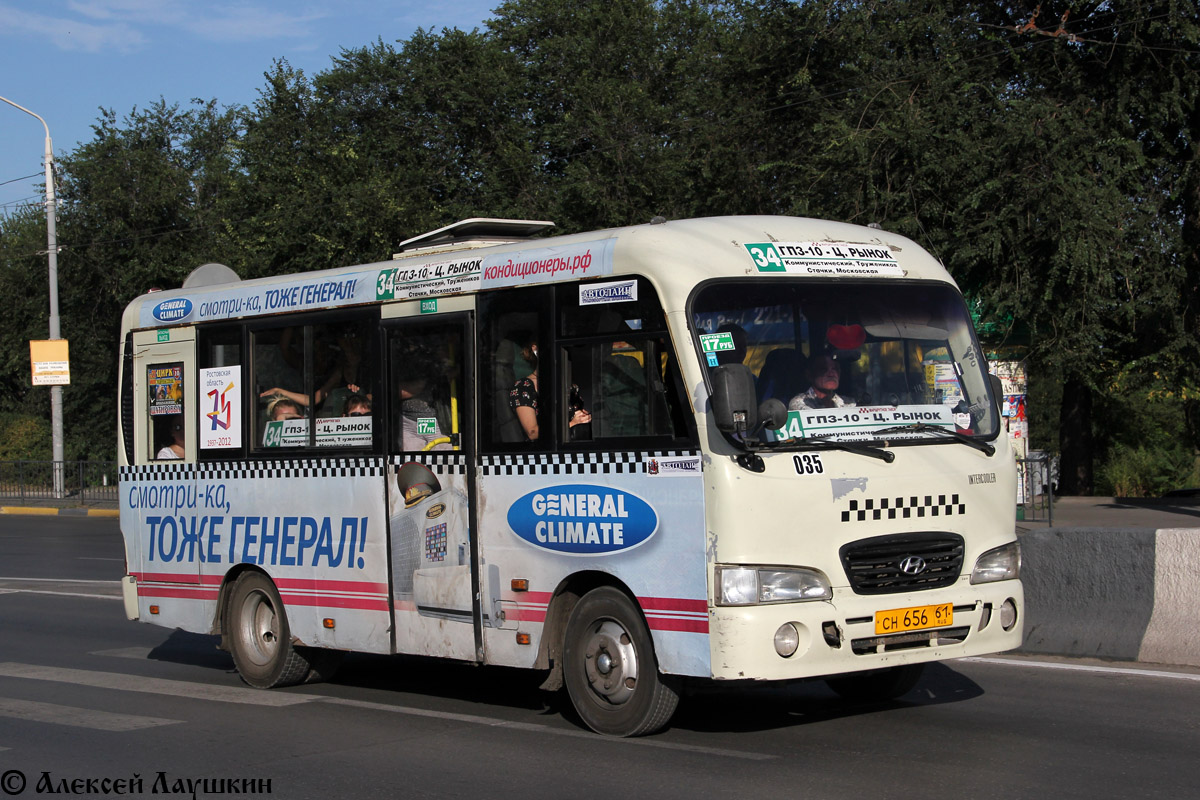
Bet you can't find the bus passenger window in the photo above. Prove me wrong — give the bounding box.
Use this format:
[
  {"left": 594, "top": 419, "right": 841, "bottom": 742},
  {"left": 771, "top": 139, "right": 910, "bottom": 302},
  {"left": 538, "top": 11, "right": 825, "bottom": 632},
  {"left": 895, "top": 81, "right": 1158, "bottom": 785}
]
[
  {"left": 479, "top": 288, "right": 551, "bottom": 451},
  {"left": 556, "top": 278, "right": 694, "bottom": 445},
  {"left": 388, "top": 323, "right": 464, "bottom": 453},
  {"left": 197, "top": 326, "right": 243, "bottom": 456},
  {"left": 147, "top": 363, "right": 185, "bottom": 460},
  {"left": 252, "top": 317, "right": 375, "bottom": 451}
]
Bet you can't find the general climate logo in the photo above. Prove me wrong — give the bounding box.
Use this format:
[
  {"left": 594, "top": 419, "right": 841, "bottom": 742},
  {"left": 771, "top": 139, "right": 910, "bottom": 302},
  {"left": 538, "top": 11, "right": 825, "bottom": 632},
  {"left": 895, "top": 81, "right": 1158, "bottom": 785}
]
[
  {"left": 506, "top": 485, "right": 658, "bottom": 555},
  {"left": 151, "top": 298, "right": 193, "bottom": 323}
]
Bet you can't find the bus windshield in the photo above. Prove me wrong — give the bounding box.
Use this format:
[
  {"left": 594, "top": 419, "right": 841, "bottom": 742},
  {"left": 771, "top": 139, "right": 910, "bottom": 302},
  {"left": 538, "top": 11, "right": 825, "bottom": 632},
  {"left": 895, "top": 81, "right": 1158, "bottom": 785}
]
[{"left": 692, "top": 280, "right": 1000, "bottom": 445}]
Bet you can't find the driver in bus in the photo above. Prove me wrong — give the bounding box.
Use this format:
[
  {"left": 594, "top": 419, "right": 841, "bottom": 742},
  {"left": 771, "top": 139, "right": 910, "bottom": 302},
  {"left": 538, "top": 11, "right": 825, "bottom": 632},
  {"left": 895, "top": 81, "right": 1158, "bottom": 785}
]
[{"left": 789, "top": 353, "right": 855, "bottom": 410}]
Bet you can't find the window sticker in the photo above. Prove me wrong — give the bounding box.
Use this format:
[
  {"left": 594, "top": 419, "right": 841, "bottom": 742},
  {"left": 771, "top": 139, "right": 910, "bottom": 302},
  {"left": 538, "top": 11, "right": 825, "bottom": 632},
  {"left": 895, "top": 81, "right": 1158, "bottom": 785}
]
[
  {"left": 699, "top": 331, "right": 736, "bottom": 354},
  {"left": 201, "top": 366, "right": 241, "bottom": 449},
  {"left": 579, "top": 279, "right": 638, "bottom": 306},
  {"left": 148, "top": 366, "right": 183, "bottom": 416}
]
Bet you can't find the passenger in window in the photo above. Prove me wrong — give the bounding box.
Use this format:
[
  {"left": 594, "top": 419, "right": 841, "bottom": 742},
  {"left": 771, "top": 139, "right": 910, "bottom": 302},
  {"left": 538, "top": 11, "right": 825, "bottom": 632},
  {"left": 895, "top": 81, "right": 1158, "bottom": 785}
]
[
  {"left": 789, "top": 354, "right": 854, "bottom": 410},
  {"left": 398, "top": 377, "right": 451, "bottom": 451},
  {"left": 509, "top": 339, "right": 591, "bottom": 442},
  {"left": 343, "top": 394, "right": 372, "bottom": 417},
  {"left": 156, "top": 416, "right": 185, "bottom": 460},
  {"left": 600, "top": 341, "right": 644, "bottom": 437},
  {"left": 266, "top": 396, "right": 304, "bottom": 421},
  {"left": 258, "top": 325, "right": 367, "bottom": 416}
]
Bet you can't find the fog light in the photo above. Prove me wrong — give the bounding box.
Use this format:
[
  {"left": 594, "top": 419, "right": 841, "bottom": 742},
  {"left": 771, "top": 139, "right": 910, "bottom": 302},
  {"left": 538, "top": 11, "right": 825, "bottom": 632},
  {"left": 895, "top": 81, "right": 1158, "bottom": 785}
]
[
  {"left": 1000, "top": 598, "right": 1018, "bottom": 631},
  {"left": 774, "top": 623, "right": 800, "bottom": 657},
  {"left": 978, "top": 603, "right": 992, "bottom": 631}
]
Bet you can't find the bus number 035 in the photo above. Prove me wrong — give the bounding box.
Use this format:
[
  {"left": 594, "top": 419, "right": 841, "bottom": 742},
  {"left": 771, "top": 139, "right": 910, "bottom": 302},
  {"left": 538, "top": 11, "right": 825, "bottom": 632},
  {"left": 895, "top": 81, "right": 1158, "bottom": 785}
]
[{"left": 793, "top": 453, "right": 824, "bottom": 475}]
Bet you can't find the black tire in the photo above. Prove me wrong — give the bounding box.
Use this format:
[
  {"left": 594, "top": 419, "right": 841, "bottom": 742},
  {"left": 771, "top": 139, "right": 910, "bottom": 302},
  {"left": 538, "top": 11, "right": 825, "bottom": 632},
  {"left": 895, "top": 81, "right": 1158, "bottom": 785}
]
[
  {"left": 825, "top": 663, "right": 925, "bottom": 702},
  {"left": 562, "top": 587, "right": 679, "bottom": 737},
  {"left": 226, "top": 572, "right": 310, "bottom": 689}
]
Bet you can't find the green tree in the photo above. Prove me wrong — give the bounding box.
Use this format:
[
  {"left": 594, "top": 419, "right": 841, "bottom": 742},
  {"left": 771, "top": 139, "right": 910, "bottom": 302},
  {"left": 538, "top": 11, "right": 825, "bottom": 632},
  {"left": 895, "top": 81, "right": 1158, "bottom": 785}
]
[{"left": 50, "top": 99, "right": 242, "bottom": 459}]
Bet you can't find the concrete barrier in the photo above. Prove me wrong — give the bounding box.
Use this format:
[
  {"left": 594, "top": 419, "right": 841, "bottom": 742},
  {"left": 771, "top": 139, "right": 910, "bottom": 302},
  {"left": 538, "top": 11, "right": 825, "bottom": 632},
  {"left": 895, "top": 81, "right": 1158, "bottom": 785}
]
[{"left": 1017, "top": 527, "right": 1200, "bottom": 667}]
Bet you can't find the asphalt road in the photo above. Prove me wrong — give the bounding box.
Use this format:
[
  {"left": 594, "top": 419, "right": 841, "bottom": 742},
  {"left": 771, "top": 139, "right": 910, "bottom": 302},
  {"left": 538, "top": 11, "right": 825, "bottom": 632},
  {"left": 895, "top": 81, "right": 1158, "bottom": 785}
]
[{"left": 1, "top": 516, "right": 1198, "bottom": 800}]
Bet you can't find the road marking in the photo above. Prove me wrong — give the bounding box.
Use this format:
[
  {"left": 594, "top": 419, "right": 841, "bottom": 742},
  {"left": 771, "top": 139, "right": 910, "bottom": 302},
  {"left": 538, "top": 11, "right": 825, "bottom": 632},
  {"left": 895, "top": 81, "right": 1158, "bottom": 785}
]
[
  {"left": 0, "top": 578, "right": 122, "bottom": 600},
  {"left": 962, "top": 657, "right": 1200, "bottom": 683},
  {"left": 0, "top": 698, "right": 181, "bottom": 731},
  {"left": 321, "top": 697, "right": 776, "bottom": 760},
  {"left": 0, "top": 663, "right": 318, "bottom": 707}
]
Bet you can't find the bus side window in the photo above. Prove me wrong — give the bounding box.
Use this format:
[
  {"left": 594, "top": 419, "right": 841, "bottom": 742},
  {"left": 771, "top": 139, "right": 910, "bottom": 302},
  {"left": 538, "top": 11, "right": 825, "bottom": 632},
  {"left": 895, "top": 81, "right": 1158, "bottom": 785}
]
[
  {"left": 254, "top": 326, "right": 307, "bottom": 449},
  {"left": 565, "top": 337, "right": 685, "bottom": 441},
  {"left": 557, "top": 277, "right": 693, "bottom": 445},
  {"left": 197, "top": 326, "right": 243, "bottom": 457},
  {"left": 252, "top": 316, "right": 376, "bottom": 451},
  {"left": 479, "top": 288, "right": 551, "bottom": 451},
  {"left": 389, "top": 323, "right": 462, "bottom": 453},
  {"left": 147, "top": 363, "right": 185, "bottom": 461}
]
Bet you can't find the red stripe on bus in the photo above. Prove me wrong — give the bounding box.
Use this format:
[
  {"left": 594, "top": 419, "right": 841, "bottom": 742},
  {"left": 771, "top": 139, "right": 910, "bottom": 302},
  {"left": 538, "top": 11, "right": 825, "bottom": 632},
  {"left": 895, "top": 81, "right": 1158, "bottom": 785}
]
[
  {"left": 275, "top": 577, "right": 390, "bottom": 594},
  {"left": 279, "top": 593, "right": 390, "bottom": 612},
  {"left": 137, "top": 586, "right": 219, "bottom": 600},
  {"left": 133, "top": 572, "right": 201, "bottom": 585},
  {"left": 509, "top": 607, "right": 548, "bottom": 623},
  {"left": 646, "top": 616, "right": 709, "bottom": 634},
  {"left": 638, "top": 596, "right": 707, "bottom": 613}
]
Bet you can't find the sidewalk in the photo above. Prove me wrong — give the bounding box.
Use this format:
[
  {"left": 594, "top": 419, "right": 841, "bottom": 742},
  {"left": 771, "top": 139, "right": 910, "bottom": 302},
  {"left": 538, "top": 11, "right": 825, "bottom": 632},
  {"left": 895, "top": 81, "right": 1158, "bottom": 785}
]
[
  {"left": 0, "top": 495, "right": 119, "bottom": 518},
  {"left": 1018, "top": 496, "right": 1200, "bottom": 531}
]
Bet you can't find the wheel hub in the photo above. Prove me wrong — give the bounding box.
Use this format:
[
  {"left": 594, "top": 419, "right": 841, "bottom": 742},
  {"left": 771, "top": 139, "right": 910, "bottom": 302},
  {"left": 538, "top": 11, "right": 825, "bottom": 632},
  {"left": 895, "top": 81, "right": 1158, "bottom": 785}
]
[
  {"left": 238, "top": 590, "right": 280, "bottom": 668},
  {"left": 582, "top": 620, "right": 638, "bottom": 705}
]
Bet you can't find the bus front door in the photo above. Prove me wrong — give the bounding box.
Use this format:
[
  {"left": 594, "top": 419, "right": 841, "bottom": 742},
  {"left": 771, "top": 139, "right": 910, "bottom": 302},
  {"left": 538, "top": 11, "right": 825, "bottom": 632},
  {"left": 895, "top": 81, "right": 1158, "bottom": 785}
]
[{"left": 383, "top": 309, "right": 479, "bottom": 661}]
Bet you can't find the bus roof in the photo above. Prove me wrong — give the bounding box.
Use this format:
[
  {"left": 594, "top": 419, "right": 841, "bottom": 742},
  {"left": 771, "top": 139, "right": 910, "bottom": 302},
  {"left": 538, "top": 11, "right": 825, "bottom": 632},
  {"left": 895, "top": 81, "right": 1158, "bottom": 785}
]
[{"left": 122, "top": 215, "right": 954, "bottom": 333}]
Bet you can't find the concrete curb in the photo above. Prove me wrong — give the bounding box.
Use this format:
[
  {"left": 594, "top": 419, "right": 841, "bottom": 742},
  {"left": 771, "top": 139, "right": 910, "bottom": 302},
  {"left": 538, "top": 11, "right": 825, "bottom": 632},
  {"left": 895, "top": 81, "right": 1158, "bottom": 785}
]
[
  {"left": 1017, "top": 526, "right": 1200, "bottom": 667},
  {"left": 0, "top": 506, "right": 119, "bottom": 518}
]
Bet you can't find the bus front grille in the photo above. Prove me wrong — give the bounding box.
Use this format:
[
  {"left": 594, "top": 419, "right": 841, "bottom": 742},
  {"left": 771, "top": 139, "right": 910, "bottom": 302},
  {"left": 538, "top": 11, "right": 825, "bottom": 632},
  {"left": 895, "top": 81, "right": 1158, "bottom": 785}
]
[{"left": 840, "top": 532, "right": 964, "bottom": 595}]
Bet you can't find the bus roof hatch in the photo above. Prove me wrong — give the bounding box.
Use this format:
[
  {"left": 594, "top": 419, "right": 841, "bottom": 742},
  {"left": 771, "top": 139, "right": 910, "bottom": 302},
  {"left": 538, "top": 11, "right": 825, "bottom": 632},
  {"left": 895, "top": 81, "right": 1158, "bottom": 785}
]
[{"left": 393, "top": 218, "right": 555, "bottom": 258}]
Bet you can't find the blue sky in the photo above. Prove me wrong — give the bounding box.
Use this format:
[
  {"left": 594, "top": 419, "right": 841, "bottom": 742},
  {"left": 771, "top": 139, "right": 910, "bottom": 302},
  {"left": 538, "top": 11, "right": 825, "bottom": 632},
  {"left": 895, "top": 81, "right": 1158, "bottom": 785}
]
[{"left": 0, "top": 1, "right": 501, "bottom": 216}]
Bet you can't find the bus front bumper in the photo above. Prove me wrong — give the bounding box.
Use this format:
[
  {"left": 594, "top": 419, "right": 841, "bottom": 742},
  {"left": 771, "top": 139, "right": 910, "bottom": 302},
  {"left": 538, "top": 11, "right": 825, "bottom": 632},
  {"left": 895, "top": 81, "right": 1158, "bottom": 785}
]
[{"left": 707, "top": 579, "right": 1023, "bottom": 682}]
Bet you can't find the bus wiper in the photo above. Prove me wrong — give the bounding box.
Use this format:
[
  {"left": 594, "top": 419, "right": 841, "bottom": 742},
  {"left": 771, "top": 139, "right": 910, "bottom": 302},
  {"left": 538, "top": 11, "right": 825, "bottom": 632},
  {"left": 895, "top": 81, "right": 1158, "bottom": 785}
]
[
  {"left": 875, "top": 423, "right": 996, "bottom": 456},
  {"left": 796, "top": 435, "right": 896, "bottom": 463}
]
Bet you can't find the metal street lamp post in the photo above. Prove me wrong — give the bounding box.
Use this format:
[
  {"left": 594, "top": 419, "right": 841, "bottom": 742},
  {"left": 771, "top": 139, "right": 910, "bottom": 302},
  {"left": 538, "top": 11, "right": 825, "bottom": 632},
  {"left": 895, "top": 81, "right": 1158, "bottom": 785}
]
[{"left": 2, "top": 95, "right": 65, "bottom": 498}]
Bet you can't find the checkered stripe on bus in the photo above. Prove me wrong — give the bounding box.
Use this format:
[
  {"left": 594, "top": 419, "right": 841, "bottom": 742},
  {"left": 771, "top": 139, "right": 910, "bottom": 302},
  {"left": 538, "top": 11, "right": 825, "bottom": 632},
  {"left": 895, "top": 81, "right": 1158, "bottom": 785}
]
[
  {"left": 840, "top": 493, "right": 967, "bottom": 522},
  {"left": 119, "top": 458, "right": 385, "bottom": 480},
  {"left": 479, "top": 451, "right": 698, "bottom": 476},
  {"left": 388, "top": 453, "right": 468, "bottom": 475}
]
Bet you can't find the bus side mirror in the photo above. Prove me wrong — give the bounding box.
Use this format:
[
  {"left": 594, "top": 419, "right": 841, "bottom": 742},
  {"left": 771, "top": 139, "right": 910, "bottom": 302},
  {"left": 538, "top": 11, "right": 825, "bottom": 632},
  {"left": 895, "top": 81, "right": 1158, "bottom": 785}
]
[
  {"left": 759, "top": 398, "right": 788, "bottom": 431},
  {"left": 989, "top": 373, "right": 1004, "bottom": 416},
  {"left": 712, "top": 364, "right": 758, "bottom": 433}
]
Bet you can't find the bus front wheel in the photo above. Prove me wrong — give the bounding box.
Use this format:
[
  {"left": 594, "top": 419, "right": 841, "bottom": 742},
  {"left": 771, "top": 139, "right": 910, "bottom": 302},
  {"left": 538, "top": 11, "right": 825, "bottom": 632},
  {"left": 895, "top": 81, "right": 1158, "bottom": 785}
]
[
  {"left": 227, "top": 572, "right": 311, "bottom": 689},
  {"left": 562, "top": 587, "right": 679, "bottom": 737}
]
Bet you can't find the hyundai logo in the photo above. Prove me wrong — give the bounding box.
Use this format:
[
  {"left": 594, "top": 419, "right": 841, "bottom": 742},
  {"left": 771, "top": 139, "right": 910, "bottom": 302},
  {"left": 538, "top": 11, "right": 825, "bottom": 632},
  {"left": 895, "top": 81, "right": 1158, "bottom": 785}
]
[{"left": 898, "top": 555, "right": 927, "bottom": 575}]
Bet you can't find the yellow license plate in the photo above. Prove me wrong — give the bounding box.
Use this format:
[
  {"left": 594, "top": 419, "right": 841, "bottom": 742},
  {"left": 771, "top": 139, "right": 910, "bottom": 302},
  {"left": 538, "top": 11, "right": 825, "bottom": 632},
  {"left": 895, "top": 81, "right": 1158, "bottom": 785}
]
[{"left": 874, "top": 603, "right": 953, "bottom": 635}]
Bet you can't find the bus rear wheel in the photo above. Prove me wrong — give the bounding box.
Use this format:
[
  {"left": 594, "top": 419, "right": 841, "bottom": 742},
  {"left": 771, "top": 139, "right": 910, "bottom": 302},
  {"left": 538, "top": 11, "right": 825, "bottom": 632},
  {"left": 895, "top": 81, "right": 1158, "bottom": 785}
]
[
  {"left": 227, "top": 572, "right": 311, "bottom": 689},
  {"left": 562, "top": 587, "right": 679, "bottom": 737},
  {"left": 825, "top": 663, "right": 925, "bottom": 702}
]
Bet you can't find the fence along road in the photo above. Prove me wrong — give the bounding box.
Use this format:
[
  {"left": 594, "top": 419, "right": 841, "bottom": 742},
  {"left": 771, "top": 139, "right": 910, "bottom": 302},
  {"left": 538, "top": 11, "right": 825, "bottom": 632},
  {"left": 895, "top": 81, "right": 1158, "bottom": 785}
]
[{"left": 0, "top": 459, "right": 118, "bottom": 516}]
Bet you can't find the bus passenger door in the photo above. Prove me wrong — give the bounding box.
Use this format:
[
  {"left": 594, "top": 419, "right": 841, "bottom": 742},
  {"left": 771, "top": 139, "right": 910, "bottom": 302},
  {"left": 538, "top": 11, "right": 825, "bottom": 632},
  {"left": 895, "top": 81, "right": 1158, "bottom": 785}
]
[
  {"left": 123, "top": 328, "right": 206, "bottom": 622},
  {"left": 382, "top": 305, "right": 479, "bottom": 661}
]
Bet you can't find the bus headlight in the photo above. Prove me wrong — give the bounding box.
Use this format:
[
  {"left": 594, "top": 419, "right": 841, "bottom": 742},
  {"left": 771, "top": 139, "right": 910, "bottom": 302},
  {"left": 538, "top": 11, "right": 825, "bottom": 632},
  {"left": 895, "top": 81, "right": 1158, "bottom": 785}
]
[
  {"left": 716, "top": 566, "right": 832, "bottom": 605},
  {"left": 970, "top": 541, "right": 1021, "bottom": 584}
]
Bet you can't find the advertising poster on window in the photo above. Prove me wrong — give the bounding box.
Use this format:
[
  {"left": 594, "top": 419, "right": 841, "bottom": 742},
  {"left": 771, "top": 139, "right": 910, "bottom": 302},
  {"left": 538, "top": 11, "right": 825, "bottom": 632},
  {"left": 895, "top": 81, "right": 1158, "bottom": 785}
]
[
  {"left": 147, "top": 365, "right": 183, "bottom": 416},
  {"left": 200, "top": 366, "right": 241, "bottom": 449}
]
